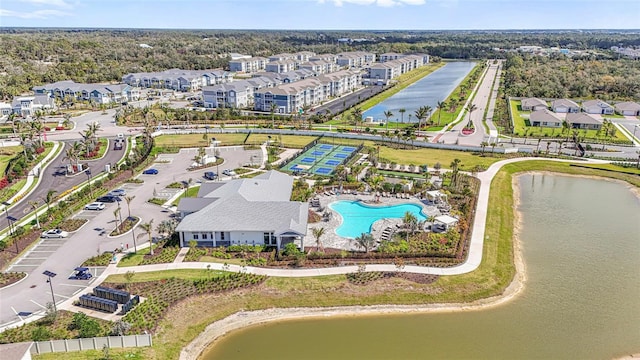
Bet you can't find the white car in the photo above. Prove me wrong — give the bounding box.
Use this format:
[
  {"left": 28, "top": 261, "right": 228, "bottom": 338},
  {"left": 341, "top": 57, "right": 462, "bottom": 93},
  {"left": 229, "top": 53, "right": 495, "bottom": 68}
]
[
  {"left": 41, "top": 229, "right": 69, "bottom": 238},
  {"left": 222, "top": 169, "right": 237, "bottom": 176},
  {"left": 84, "top": 202, "right": 106, "bottom": 211}
]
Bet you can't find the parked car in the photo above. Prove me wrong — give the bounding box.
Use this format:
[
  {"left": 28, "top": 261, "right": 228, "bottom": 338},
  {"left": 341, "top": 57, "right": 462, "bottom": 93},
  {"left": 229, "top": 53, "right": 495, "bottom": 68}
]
[
  {"left": 96, "top": 195, "right": 121, "bottom": 203},
  {"left": 108, "top": 189, "right": 126, "bottom": 197},
  {"left": 84, "top": 202, "right": 106, "bottom": 211},
  {"left": 41, "top": 229, "right": 69, "bottom": 238},
  {"left": 69, "top": 267, "right": 92, "bottom": 280},
  {"left": 204, "top": 171, "right": 217, "bottom": 180},
  {"left": 142, "top": 168, "right": 159, "bottom": 175},
  {"left": 222, "top": 169, "right": 236, "bottom": 176}
]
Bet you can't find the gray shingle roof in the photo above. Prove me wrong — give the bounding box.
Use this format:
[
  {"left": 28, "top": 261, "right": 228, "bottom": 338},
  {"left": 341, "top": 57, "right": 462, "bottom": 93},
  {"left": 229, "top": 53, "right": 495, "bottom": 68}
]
[
  {"left": 551, "top": 99, "right": 579, "bottom": 108},
  {"left": 566, "top": 112, "right": 601, "bottom": 125},
  {"left": 175, "top": 171, "right": 308, "bottom": 235},
  {"left": 614, "top": 101, "right": 640, "bottom": 111},
  {"left": 529, "top": 109, "right": 562, "bottom": 123}
]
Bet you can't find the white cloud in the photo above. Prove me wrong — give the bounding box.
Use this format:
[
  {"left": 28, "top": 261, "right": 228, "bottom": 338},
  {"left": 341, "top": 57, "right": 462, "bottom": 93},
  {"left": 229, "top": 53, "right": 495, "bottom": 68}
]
[
  {"left": 20, "top": 0, "right": 73, "bottom": 8},
  {"left": 318, "top": 0, "right": 425, "bottom": 6},
  {"left": 0, "top": 8, "right": 70, "bottom": 18}
]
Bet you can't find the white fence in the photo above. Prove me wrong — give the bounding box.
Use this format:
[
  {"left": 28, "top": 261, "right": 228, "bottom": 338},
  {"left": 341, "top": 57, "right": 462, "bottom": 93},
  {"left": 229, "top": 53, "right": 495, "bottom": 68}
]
[{"left": 30, "top": 334, "right": 152, "bottom": 355}]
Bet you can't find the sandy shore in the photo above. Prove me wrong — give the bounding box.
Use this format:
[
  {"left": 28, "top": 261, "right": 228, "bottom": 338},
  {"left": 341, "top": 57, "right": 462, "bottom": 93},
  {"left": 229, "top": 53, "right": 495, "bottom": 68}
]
[{"left": 179, "top": 178, "right": 529, "bottom": 360}]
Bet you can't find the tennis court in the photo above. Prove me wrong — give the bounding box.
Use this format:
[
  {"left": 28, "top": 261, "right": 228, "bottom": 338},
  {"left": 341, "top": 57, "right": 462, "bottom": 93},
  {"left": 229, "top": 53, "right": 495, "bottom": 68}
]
[{"left": 281, "top": 142, "right": 360, "bottom": 176}]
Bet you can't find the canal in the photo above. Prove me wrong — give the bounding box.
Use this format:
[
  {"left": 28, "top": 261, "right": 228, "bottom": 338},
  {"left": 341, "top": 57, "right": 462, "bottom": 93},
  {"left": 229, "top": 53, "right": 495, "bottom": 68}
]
[
  {"left": 201, "top": 174, "right": 640, "bottom": 359},
  {"left": 363, "top": 61, "right": 476, "bottom": 123}
]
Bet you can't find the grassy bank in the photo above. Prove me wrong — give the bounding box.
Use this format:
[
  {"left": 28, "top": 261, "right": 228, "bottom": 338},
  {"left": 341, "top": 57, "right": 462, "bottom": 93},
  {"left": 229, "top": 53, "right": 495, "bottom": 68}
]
[
  {"left": 427, "top": 62, "right": 482, "bottom": 130},
  {"left": 33, "top": 160, "right": 639, "bottom": 360}
]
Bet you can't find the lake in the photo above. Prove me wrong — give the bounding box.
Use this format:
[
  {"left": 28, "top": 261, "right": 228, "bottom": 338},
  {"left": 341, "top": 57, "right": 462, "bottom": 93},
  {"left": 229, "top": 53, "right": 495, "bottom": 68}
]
[
  {"left": 201, "top": 174, "right": 640, "bottom": 359},
  {"left": 363, "top": 61, "right": 476, "bottom": 122}
]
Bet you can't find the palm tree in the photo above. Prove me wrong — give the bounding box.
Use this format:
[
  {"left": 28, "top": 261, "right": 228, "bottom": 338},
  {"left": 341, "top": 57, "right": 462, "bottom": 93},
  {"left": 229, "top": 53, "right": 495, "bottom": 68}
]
[
  {"left": 113, "top": 208, "right": 121, "bottom": 233},
  {"left": 414, "top": 107, "right": 427, "bottom": 131},
  {"left": 423, "top": 105, "right": 433, "bottom": 127},
  {"left": 124, "top": 195, "right": 135, "bottom": 219},
  {"left": 383, "top": 110, "right": 393, "bottom": 135},
  {"left": 398, "top": 108, "right": 406, "bottom": 126},
  {"left": 436, "top": 100, "right": 446, "bottom": 126},
  {"left": 139, "top": 219, "right": 155, "bottom": 255},
  {"left": 465, "top": 104, "right": 477, "bottom": 128},
  {"left": 270, "top": 102, "right": 277, "bottom": 128},
  {"left": 353, "top": 233, "right": 376, "bottom": 253},
  {"left": 311, "top": 227, "right": 326, "bottom": 253},
  {"left": 42, "top": 189, "right": 57, "bottom": 216},
  {"left": 63, "top": 142, "right": 83, "bottom": 172},
  {"left": 352, "top": 107, "right": 363, "bottom": 132},
  {"left": 402, "top": 211, "right": 418, "bottom": 241},
  {"left": 28, "top": 200, "right": 41, "bottom": 229},
  {"left": 156, "top": 219, "right": 177, "bottom": 240},
  {"left": 450, "top": 158, "right": 461, "bottom": 189},
  {"left": 480, "top": 141, "right": 488, "bottom": 154}
]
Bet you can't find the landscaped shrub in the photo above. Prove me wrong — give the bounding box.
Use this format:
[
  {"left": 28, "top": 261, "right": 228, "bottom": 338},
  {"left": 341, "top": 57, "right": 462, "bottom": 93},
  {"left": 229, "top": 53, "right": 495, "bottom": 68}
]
[
  {"left": 82, "top": 252, "right": 113, "bottom": 267},
  {"left": 138, "top": 246, "right": 180, "bottom": 265}
]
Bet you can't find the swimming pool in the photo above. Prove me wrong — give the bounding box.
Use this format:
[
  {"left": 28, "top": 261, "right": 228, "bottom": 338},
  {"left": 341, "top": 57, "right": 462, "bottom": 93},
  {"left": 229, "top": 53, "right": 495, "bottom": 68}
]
[{"left": 329, "top": 200, "right": 427, "bottom": 238}]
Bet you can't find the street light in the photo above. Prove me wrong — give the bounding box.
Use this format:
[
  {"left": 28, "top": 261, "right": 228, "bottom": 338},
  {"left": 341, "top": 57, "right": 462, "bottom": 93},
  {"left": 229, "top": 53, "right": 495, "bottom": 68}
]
[
  {"left": 85, "top": 169, "right": 92, "bottom": 197},
  {"left": 633, "top": 124, "right": 639, "bottom": 140},
  {"left": 43, "top": 270, "right": 57, "bottom": 313},
  {"left": 2, "top": 201, "right": 13, "bottom": 236}
]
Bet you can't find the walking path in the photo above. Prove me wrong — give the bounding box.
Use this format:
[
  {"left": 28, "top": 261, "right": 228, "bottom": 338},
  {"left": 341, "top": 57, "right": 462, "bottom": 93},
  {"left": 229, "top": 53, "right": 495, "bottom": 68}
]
[{"left": 484, "top": 60, "right": 502, "bottom": 144}]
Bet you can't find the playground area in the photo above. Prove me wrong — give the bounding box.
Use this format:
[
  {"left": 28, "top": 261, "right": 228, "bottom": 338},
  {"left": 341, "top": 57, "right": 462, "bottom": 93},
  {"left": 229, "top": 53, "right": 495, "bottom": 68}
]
[{"left": 281, "top": 142, "right": 360, "bottom": 176}]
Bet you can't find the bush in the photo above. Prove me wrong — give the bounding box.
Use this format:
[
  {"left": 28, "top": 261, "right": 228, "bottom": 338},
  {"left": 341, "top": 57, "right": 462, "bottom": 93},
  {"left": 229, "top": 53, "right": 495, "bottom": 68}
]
[
  {"left": 282, "top": 243, "right": 301, "bottom": 256},
  {"left": 31, "top": 326, "right": 51, "bottom": 341}
]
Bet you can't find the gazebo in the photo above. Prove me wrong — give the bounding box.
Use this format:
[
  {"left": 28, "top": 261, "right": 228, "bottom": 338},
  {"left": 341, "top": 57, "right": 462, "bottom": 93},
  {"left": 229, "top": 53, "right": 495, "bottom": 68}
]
[
  {"left": 434, "top": 215, "right": 459, "bottom": 230},
  {"left": 425, "top": 190, "right": 448, "bottom": 204}
]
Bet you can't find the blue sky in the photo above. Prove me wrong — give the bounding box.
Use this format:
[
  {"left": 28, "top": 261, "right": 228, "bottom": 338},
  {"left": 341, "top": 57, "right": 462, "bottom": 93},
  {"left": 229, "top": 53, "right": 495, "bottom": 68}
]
[{"left": 1, "top": 0, "right": 638, "bottom": 30}]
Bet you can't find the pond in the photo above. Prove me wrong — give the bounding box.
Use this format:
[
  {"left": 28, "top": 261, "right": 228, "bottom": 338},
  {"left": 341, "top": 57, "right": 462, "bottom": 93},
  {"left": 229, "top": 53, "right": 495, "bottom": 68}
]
[
  {"left": 200, "top": 174, "right": 640, "bottom": 359},
  {"left": 363, "top": 61, "right": 476, "bottom": 122}
]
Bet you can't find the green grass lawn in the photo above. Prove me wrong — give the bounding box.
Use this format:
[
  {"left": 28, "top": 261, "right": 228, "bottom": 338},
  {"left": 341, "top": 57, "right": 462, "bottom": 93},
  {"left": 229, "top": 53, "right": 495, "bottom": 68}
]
[
  {"left": 377, "top": 169, "right": 425, "bottom": 179},
  {"left": 427, "top": 62, "right": 482, "bottom": 130},
  {"left": 570, "top": 163, "right": 640, "bottom": 175},
  {"left": 117, "top": 247, "right": 155, "bottom": 267},
  {"left": 246, "top": 134, "right": 317, "bottom": 148},
  {"left": 106, "top": 269, "right": 226, "bottom": 283},
  {"left": 378, "top": 147, "right": 499, "bottom": 170},
  {"left": 0, "top": 146, "right": 23, "bottom": 175},
  {"left": 509, "top": 100, "right": 628, "bottom": 141},
  {"left": 155, "top": 133, "right": 247, "bottom": 148}
]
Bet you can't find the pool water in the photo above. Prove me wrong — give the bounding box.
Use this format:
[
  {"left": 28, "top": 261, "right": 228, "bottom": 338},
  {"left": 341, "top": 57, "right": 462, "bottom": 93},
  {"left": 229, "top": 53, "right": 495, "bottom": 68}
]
[{"left": 329, "top": 200, "right": 427, "bottom": 238}]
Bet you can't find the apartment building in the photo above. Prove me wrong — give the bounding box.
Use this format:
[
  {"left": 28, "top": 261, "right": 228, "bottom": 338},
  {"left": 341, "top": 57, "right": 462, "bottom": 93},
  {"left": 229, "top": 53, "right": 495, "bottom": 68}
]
[
  {"left": 365, "top": 55, "right": 425, "bottom": 84},
  {"left": 228, "top": 57, "right": 268, "bottom": 73},
  {"left": 265, "top": 60, "right": 298, "bottom": 73},
  {"left": 202, "top": 76, "right": 279, "bottom": 109},
  {"left": 299, "top": 60, "right": 338, "bottom": 74},
  {"left": 336, "top": 51, "right": 376, "bottom": 68},
  {"left": 121, "top": 69, "right": 232, "bottom": 91},
  {"left": 11, "top": 94, "right": 57, "bottom": 117}
]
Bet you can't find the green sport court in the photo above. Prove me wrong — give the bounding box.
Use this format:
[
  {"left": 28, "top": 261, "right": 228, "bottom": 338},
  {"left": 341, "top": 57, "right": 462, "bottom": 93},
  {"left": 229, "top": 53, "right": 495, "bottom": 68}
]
[{"left": 281, "top": 143, "right": 359, "bottom": 176}]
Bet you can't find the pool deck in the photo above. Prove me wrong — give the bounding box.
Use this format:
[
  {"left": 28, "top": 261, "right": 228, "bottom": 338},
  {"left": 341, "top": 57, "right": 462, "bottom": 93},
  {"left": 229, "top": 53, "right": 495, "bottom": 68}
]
[{"left": 307, "top": 192, "right": 443, "bottom": 251}]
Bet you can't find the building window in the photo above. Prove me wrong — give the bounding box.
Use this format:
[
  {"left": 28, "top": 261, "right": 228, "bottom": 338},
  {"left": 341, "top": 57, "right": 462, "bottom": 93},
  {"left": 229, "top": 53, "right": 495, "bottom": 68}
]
[
  {"left": 220, "top": 232, "right": 225, "bottom": 240},
  {"left": 193, "top": 234, "right": 199, "bottom": 240},
  {"left": 202, "top": 233, "right": 208, "bottom": 240}
]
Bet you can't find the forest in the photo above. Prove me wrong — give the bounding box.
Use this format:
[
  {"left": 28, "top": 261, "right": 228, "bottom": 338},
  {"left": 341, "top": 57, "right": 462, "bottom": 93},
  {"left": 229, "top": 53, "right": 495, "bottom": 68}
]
[
  {"left": 502, "top": 53, "right": 640, "bottom": 100},
  {"left": 1, "top": 29, "right": 639, "bottom": 99}
]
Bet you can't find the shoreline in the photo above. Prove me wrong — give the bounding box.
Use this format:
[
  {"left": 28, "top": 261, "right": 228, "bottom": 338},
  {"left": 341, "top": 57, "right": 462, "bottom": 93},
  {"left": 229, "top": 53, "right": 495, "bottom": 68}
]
[{"left": 180, "top": 175, "right": 530, "bottom": 360}]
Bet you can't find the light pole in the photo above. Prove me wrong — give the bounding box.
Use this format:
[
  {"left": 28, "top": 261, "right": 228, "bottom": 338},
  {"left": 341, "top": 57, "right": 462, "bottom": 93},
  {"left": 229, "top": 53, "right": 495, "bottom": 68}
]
[
  {"left": 43, "top": 270, "right": 57, "bottom": 313},
  {"left": 2, "top": 202, "right": 13, "bottom": 236},
  {"left": 633, "top": 124, "right": 639, "bottom": 141},
  {"left": 131, "top": 224, "right": 137, "bottom": 253},
  {"left": 85, "top": 169, "right": 92, "bottom": 197}
]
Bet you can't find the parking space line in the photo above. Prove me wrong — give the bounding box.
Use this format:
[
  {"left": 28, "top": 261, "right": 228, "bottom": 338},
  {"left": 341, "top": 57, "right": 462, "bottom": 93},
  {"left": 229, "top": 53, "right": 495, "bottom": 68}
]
[
  {"left": 59, "top": 283, "right": 89, "bottom": 288},
  {"left": 30, "top": 300, "right": 46, "bottom": 309}
]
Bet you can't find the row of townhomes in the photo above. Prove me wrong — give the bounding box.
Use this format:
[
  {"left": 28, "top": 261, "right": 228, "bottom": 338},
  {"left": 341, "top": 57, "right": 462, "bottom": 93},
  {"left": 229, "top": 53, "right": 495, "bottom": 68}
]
[
  {"left": 0, "top": 95, "right": 57, "bottom": 118},
  {"left": 33, "top": 80, "right": 140, "bottom": 105},
  {"left": 121, "top": 68, "right": 234, "bottom": 91},
  {"left": 175, "top": 171, "right": 308, "bottom": 249},
  {"left": 522, "top": 97, "right": 640, "bottom": 116}
]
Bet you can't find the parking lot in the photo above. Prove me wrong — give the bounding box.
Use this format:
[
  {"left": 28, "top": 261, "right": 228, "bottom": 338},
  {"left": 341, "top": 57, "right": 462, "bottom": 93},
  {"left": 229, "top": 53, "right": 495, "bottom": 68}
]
[{"left": 0, "top": 145, "right": 264, "bottom": 328}]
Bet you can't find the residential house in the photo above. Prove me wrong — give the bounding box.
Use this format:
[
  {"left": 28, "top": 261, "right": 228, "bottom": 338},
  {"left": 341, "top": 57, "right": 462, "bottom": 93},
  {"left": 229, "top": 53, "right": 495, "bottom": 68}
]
[
  {"left": 521, "top": 98, "right": 548, "bottom": 111},
  {"left": 175, "top": 171, "right": 308, "bottom": 250},
  {"left": 565, "top": 112, "right": 602, "bottom": 130},
  {"left": 582, "top": 99, "right": 614, "bottom": 115},
  {"left": 551, "top": 99, "right": 580, "bottom": 113},
  {"left": 529, "top": 109, "right": 562, "bottom": 128},
  {"left": 228, "top": 57, "right": 267, "bottom": 73},
  {"left": 11, "top": 95, "right": 57, "bottom": 117},
  {"left": 614, "top": 101, "right": 640, "bottom": 116},
  {"left": 0, "top": 102, "right": 12, "bottom": 119}
]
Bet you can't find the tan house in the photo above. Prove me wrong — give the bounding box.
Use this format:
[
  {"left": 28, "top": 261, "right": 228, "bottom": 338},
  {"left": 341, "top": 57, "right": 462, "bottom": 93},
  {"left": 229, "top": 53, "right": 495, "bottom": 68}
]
[
  {"left": 566, "top": 112, "right": 602, "bottom": 130},
  {"left": 529, "top": 109, "right": 562, "bottom": 128},
  {"left": 521, "top": 98, "right": 548, "bottom": 111},
  {"left": 551, "top": 99, "right": 580, "bottom": 113},
  {"left": 614, "top": 101, "right": 640, "bottom": 116}
]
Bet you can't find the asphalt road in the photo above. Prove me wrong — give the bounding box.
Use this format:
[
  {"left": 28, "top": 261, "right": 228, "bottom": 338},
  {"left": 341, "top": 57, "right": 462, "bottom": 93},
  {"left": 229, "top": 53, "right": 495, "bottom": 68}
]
[{"left": 2, "top": 139, "right": 126, "bottom": 233}]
